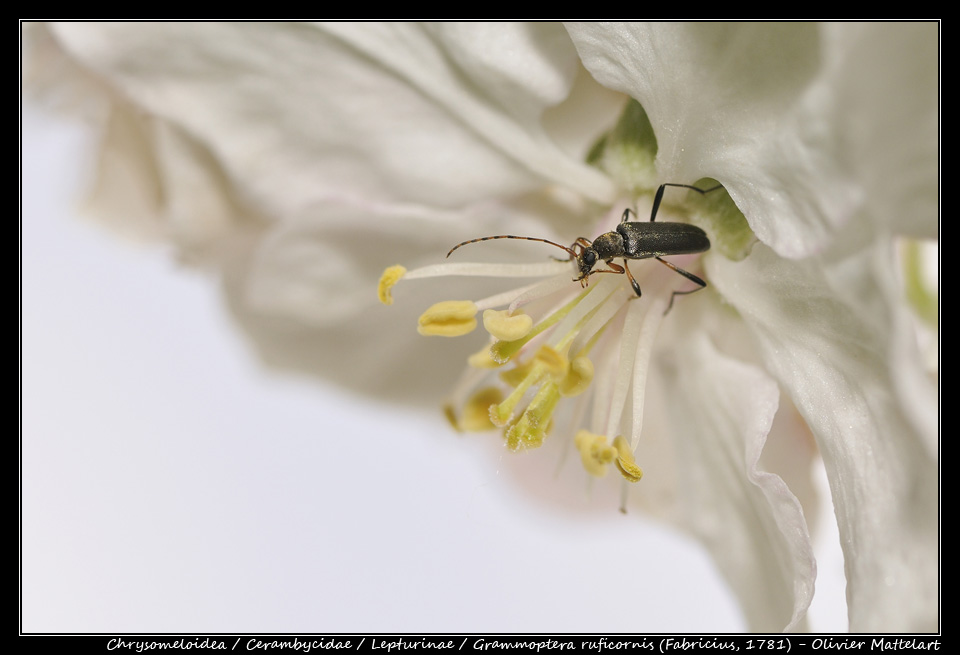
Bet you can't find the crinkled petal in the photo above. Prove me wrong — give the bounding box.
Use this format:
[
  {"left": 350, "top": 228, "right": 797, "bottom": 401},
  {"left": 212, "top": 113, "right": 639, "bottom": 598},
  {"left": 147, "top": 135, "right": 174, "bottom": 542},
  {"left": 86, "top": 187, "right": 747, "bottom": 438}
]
[
  {"left": 32, "top": 21, "right": 625, "bottom": 398},
  {"left": 709, "top": 243, "right": 938, "bottom": 632},
  {"left": 243, "top": 201, "right": 466, "bottom": 327},
  {"left": 811, "top": 23, "right": 938, "bottom": 241},
  {"left": 47, "top": 21, "right": 613, "bottom": 224},
  {"left": 78, "top": 97, "right": 258, "bottom": 256},
  {"left": 224, "top": 199, "right": 569, "bottom": 402},
  {"left": 566, "top": 22, "right": 938, "bottom": 256},
  {"left": 647, "top": 331, "right": 816, "bottom": 632}
]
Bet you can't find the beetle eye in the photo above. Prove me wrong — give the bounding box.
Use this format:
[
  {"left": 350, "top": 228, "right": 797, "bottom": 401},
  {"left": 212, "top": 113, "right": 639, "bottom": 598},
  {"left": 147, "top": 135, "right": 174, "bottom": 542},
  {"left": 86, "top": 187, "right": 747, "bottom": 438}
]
[{"left": 583, "top": 250, "right": 596, "bottom": 267}]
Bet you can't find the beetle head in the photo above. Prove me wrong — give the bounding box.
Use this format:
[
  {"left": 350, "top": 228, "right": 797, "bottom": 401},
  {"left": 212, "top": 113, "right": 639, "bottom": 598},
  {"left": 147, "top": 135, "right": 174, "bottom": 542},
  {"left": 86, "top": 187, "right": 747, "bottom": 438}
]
[{"left": 575, "top": 248, "right": 598, "bottom": 285}]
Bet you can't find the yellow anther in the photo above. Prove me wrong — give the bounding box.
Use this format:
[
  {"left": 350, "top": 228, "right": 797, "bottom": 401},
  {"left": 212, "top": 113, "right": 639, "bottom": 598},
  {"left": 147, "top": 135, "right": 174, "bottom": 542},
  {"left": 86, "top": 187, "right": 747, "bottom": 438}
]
[
  {"left": 504, "top": 382, "right": 560, "bottom": 451},
  {"left": 534, "top": 345, "right": 569, "bottom": 379},
  {"left": 560, "top": 355, "right": 594, "bottom": 396},
  {"left": 574, "top": 430, "right": 617, "bottom": 477},
  {"left": 467, "top": 345, "right": 503, "bottom": 369},
  {"left": 377, "top": 265, "right": 407, "bottom": 305},
  {"left": 613, "top": 436, "right": 643, "bottom": 483},
  {"left": 417, "top": 301, "right": 478, "bottom": 337},
  {"left": 499, "top": 358, "right": 535, "bottom": 387},
  {"left": 489, "top": 288, "right": 590, "bottom": 363},
  {"left": 442, "top": 404, "right": 460, "bottom": 432},
  {"left": 459, "top": 388, "right": 504, "bottom": 432},
  {"left": 483, "top": 309, "right": 533, "bottom": 341},
  {"left": 490, "top": 345, "right": 568, "bottom": 426}
]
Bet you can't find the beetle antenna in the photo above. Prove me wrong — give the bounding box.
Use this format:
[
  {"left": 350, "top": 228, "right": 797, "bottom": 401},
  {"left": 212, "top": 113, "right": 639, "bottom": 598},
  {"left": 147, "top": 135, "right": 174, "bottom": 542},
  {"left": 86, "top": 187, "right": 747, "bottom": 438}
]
[{"left": 447, "top": 235, "right": 578, "bottom": 259}]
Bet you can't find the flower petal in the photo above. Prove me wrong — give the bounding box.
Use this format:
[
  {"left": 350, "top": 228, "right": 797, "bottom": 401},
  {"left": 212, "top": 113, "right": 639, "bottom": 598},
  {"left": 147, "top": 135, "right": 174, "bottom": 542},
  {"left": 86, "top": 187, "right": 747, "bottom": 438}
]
[
  {"left": 709, "top": 243, "right": 938, "bottom": 632},
  {"left": 220, "top": 200, "right": 521, "bottom": 401},
  {"left": 47, "top": 21, "right": 614, "bottom": 221},
  {"left": 34, "top": 22, "right": 624, "bottom": 394},
  {"left": 566, "top": 22, "right": 938, "bottom": 256},
  {"left": 803, "top": 23, "right": 938, "bottom": 241},
  {"left": 644, "top": 331, "right": 816, "bottom": 631}
]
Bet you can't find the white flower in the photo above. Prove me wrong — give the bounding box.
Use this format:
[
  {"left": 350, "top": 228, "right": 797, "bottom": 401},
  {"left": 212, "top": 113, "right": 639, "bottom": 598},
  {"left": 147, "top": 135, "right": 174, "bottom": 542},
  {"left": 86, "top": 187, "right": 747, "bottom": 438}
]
[{"left": 30, "top": 22, "right": 937, "bottom": 632}]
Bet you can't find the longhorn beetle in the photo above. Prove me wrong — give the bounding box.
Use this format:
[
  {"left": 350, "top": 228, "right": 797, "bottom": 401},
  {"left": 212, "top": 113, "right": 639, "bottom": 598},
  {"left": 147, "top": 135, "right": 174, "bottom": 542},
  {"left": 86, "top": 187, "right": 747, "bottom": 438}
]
[{"left": 447, "top": 183, "right": 723, "bottom": 313}]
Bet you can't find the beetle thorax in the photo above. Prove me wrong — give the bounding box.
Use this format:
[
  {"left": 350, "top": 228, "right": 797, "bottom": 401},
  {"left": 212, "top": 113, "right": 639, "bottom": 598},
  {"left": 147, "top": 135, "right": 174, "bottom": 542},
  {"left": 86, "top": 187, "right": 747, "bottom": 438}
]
[{"left": 590, "top": 231, "right": 624, "bottom": 262}]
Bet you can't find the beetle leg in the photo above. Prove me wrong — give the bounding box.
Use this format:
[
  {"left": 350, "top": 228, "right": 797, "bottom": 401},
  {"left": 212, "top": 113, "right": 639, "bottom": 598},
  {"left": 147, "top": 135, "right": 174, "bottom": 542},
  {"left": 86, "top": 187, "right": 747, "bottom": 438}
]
[
  {"left": 656, "top": 256, "right": 707, "bottom": 314},
  {"left": 620, "top": 207, "right": 645, "bottom": 224},
  {"left": 650, "top": 182, "right": 724, "bottom": 222},
  {"left": 593, "top": 259, "right": 640, "bottom": 297},
  {"left": 621, "top": 260, "right": 642, "bottom": 298},
  {"left": 576, "top": 260, "right": 623, "bottom": 287},
  {"left": 593, "top": 259, "right": 642, "bottom": 298},
  {"left": 582, "top": 260, "right": 642, "bottom": 298}
]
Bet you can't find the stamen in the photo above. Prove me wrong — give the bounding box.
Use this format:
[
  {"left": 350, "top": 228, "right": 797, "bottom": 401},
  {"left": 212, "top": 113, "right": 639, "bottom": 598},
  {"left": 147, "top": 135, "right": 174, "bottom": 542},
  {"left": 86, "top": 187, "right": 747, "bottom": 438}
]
[
  {"left": 444, "top": 363, "right": 497, "bottom": 426},
  {"left": 613, "top": 435, "right": 643, "bottom": 482},
  {"left": 504, "top": 381, "right": 561, "bottom": 451},
  {"left": 604, "top": 299, "right": 644, "bottom": 439},
  {"left": 380, "top": 200, "right": 710, "bottom": 498},
  {"left": 490, "top": 288, "right": 590, "bottom": 363},
  {"left": 548, "top": 276, "right": 620, "bottom": 352},
  {"left": 508, "top": 273, "right": 579, "bottom": 313},
  {"left": 456, "top": 387, "right": 505, "bottom": 432},
  {"left": 471, "top": 284, "right": 541, "bottom": 313},
  {"left": 443, "top": 404, "right": 459, "bottom": 431},
  {"left": 483, "top": 309, "right": 533, "bottom": 341},
  {"left": 568, "top": 287, "right": 630, "bottom": 357},
  {"left": 377, "top": 265, "right": 407, "bottom": 305},
  {"left": 560, "top": 356, "right": 594, "bottom": 396},
  {"left": 574, "top": 430, "right": 618, "bottom": 477},
  {"left": 404, "top": 261, "right": 570, "bottom": 280},
  {"left": 468, "top": 344, "right": 503, "bottom": 369},
  {"left": 417, "top": 301, "right": 478, "bottom": 337},
  {"left": 532, "top": 345, "right": 568, "bottom": 378},
  {"left": 630, "top": 297, "right": 667, "bottom": 449},
  {"left": 490, "top": 345, "right": 568, "bottom": 426},
  {"left": 590, "top": 324, "right": 622, "bottom": 442},
  {"left": 380, "top": 260, "right": 569, "bottom": 307},
  {"left": 499, "top": 358, "right": 536, "bottom": 387}
]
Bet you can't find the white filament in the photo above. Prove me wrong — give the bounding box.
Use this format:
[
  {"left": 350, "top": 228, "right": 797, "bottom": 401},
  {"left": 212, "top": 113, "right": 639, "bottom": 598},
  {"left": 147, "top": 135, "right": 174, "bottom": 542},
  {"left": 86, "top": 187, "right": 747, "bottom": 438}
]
[
  {"left": 404, "top": 261, "right": 570, "bottom": 280},
  {"left": 604, "top": 299, "right": 644, "bottom": 439},
  {"left": 548, "top": 276, "right": 620, "bottom": 350},
  {"left": 630, "top": 297, "right": 666, "bottom": 450}
]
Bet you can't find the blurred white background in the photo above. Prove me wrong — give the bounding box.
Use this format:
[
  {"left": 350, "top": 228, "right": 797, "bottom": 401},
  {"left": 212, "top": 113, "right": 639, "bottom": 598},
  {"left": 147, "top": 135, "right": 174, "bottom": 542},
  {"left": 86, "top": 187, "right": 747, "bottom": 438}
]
[{"left": 21, "top": 97, "right": 845, "bottom": 634}]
